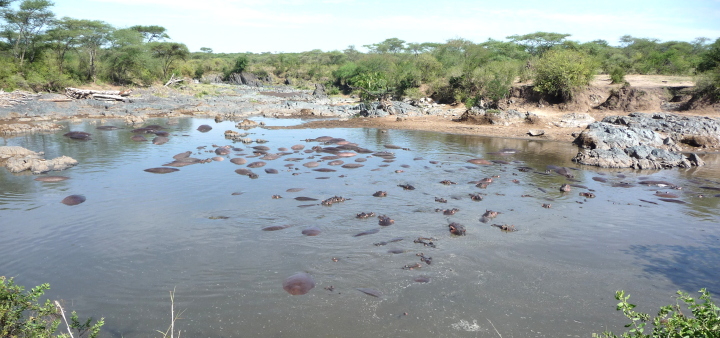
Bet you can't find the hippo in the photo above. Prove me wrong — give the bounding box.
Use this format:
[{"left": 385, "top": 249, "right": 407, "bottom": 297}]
[{"left": 448, "top": 222, "right": 466, "bottom": 236}]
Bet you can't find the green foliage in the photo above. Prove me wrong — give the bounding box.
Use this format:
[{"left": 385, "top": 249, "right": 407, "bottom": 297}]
[
  {"left": 506, "top": 31, "right": 571, "bottom": 56},
  {"left": 403, "top": 87, "right": 424, "bottom": 100},
  {"left": 698, "top": 38, "right": 720, "bottom": 72},
  {"left": 223, "top": 55, "right": 248, "bottom": 80},
  {"left": 0, "top": 5, "right": 714, "bottom": 95},
  {"left": 1, "top": 0, "right": 55, "bottom": 65},
  {"left": 533, "top": 49, "right": 598, "bottom": 100},
  {"left": 230, "top": 55, "right": 248, "bottom": 74},
  {"left": 469, "top": 60, "right": 520, "bottom": 102},
  {"left": 325, "top": 85, "right": 340, "bottom": 95},
  {"left": 594, "top": 289, "right": 720, "bottom": 338},
  {"left": 610, "top": 67, "right": 626, "bottom": 84},
  {"left": 0, "top": 276, "right": 103, "bottom": 338},
  {"left": 102, "top": 44, "right": 154, "bottom": 85},
  {"left": 149, "top": 42, "right": 189, "bottom": 80},
  {"left": 349, "top": 72, "right": 391, "bottom": 101},
  {"left": 695, "top": 69, "right": 720, "bottom": 100},
  {"left": 364, "top": 37, "right": 406, "bottom": 54},
  {"left": 129, "top": 25, "right": 169, "bottom": 43}
]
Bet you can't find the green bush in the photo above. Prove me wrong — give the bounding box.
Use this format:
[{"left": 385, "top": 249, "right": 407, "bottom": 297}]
[
  {"left": 469, "top": 60, "right": 520, "bottom": 102},
  {"left": 610, "top": 67, "right": 626, "bottom": 84},
  {"left": 348, "top": 72, "right": 391, "bottom": 101},
  {"left": 0, "top": 276, "right": 104, "bottom": 338},
  {"left": 594, "top": 289, "right": 720, "bottom": 338},
  {"left": 533, "top": 49, "right": 598, "bottom": 100},
  {"left": 403, "top": 87, "right": 424, "bottom": 100},
  {"left": 695, "top": 70, "right": 720, "bottom": 100},
  {"left": 325, "top": 85, "right": 340, "bottom": 95},
  {"left": 223, "top": 55, "right": 249, "bottom": 80}
]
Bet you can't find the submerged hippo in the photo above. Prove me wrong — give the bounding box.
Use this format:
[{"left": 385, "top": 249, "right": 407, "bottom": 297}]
[{"left": 448, "top": 222, "right": 466, "bottom": 236}]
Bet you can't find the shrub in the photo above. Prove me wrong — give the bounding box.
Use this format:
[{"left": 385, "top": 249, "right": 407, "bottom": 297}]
[
  {"left": 593, "top": 288, "right": 720, "bottom": 338},
  {"left": 469, "top": 60, "right": 520, "bottom": 103},
  {"left": 610, "top": 67, "right": 626, "bottom": 84},
  {"left": 348, "top": 72, "right": 391, "bottom": 101},
  {"left": 0, "top": 276, "right": 104, "bottom": 338},
  {"left": 695, "top": 70, "right": 720, "bottom": 100},
  {"left": 223, "top": 55, "right": 248, "bottom": 80},
  {"left": 533, "top": 49, "right": 598, "bottom": 101},
  {"left": 325, "top": 85, "right": 340, "bottom": 95},
  {"left": 403, "top": 87, "right": 425, "bottom": 100}
]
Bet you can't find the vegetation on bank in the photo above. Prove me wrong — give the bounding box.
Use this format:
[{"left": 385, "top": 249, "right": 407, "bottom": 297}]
[
  {"left": 0, "top": 276, "right": 103, "bottom": 338},
  {"left": 594, "top": 289, "right": 720, "bottom": 338},
  {"left": 1, "top": 0, "right": 719, "bottom": 108},
  {"left": 3, "top": 276, "right": 718, "bottom": 337}
]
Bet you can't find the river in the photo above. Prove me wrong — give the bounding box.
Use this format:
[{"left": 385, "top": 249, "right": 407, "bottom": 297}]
[{"left": 1, "top": 117, "right": 719, "bottom": 337}]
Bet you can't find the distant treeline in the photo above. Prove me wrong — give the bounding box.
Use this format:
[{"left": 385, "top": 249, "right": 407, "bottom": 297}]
[{"left": 2, "top": 0, "right": 719, "bottom": 105}]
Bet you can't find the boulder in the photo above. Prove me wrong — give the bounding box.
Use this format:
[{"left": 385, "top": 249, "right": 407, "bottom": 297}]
[
  {"left": 528, "top": 129, "right": 545, "bottom": 136},
  {"left": 602, "top": 112, "right": 720, "bottom": 149},
  {"left": 571, "top": 120, "right": 704, "bottom": 169},
  {"left": 0, "top": 146, "right": 78, "bottom": 174},
  {"left": 552, "top": 113, "right": 595, "bottom": 128},
  {"left": 572, "top": 147, "right": 694, "bottom": 169},
  {"left": 574, "top": 122, "right": 667, "bottom": 150},
  {"left": 459, "top": 108, "right": 534, "bottom": 126},
  {"left": 312, "top": 83, "right": 327, "bottom": 98},
  {"left": 226, "top": 72, "right": 264, "bottom": 87}
]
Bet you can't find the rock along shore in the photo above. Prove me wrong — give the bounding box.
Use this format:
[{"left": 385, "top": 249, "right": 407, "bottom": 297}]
[{"left": 1, "top": 84, "right": 717, "bottom": 172}]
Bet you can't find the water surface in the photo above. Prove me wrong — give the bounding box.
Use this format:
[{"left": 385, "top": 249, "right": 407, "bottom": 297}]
[{"left": 1, "top": 117, "right": 719, "bottom": 337}]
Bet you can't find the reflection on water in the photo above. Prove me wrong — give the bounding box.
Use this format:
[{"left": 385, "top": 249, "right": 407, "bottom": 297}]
[{"left": 1, "top": 117, "right": 719, "bottom": 337}]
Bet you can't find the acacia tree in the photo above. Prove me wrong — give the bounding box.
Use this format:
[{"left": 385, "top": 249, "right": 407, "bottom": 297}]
[
  {"left": 76, "top": 20, "right": 112, "bottom": 81},
  {"left": 102, "top": 28, "right": 149, "bottom": 84},
  {"left": 364, "top": 38, "right": 406, "bottom": 54},
  {"left": 130, "top": 25, "right": 169, "bottom": 43},
  {"left": 149, "top": 41, "right": 188, "bottom": 79},
  {"left": 507, "top": 31, "right": 571, "bottom": 56},
  {"left": 1, "top": 0, "right": 55, "bottom": 66},
  {"left": 47, "top": 17, "right": 86, "bottom": 74}
]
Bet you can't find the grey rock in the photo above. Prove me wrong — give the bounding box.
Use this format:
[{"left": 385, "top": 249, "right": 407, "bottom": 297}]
[
  {"left": 459, "top": 108, "right": 533, "bottom": 126},
  {"left": 574, "top": 122, "right": 667, "bottom": 150},
  {"left": 312, "top": 83, "right": 327, "bottom": 98},
  {"left": 1, "top": 146, "right": 77, "bottom": 174},
  {"left": 602, "top": 112, "right": 720, "bottom": 148},
  {"left": 226, "top": 72, "right": 264, "bottom": 87},
  {"left": 572, "top": 148, "right": 635, "bottom": 168},
  {"left": 528, "top": 129, "right": 545, "bottom": 136},
  {"left": 553, "top": 113, "right": 595, "bottom": 128}
]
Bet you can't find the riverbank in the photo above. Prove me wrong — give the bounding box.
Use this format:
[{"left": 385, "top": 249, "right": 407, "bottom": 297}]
[{"left": 2, "top": 79, "right": 719, "bottom": 155}]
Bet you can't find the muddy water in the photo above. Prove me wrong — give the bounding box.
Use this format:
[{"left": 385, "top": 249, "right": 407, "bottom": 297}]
[{"left": 1, "top": 117, "right": 719, "bottom": 338}]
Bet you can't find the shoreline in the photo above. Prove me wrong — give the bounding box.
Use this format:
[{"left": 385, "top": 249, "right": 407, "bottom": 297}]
[{"left": 2, "top": 83, "right": 719, "bottom": 158}]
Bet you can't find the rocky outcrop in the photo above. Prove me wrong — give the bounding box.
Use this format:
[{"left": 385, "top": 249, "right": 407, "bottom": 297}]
[
  {"left": 0, "top": 146, "right": 78, "bottom": 174},
  {"left": 571, "top": 118, "right": 707, "bottom": 169},
  {"left": 312, "top": 83, "right": 327, "bottom": 98},
  {"left": 459, "top": 108, "right": 539, "bottom": 126},
  {"left": 552, "top": 113, "right": 595, "bottom": 128},
  {"left": 226, "top": 72, "right": 266, "bottom": 87},
  {"left": 572, "top": 146, "right": 701, "bottom": 169},
  {"left": 201, "top": 73, "right": 224, "bottom": 83},
  {"left": 574, "top": 122, "right": 669, "bottom": 150},
  {"left": 601, "top": 112, "right": 720, "bottom": 149}
]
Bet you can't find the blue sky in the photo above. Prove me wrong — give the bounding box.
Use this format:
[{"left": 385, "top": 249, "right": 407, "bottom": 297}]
[{"left": 52, "top": 0, "right": 720, "bottom": 53}]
